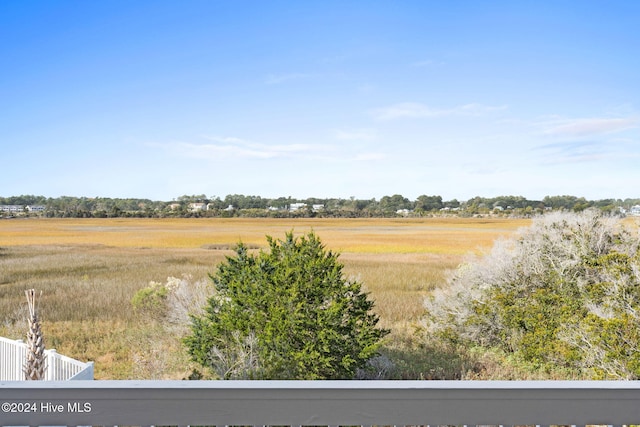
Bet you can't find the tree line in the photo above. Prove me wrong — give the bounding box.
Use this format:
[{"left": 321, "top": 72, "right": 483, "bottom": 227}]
[{"left": 2, "top": 193, "right": 639, "bottom": 218}]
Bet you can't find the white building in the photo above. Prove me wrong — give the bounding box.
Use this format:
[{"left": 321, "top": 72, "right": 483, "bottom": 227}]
[
  {"left": 189, "top": 202, "right": 207, "bottom": 212},
  {"left": 0, "top": 205, "right": 24, "bottom": 213}
]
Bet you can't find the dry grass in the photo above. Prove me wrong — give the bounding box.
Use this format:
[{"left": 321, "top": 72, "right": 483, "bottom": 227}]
[
  {"left": 0, "top": 217, "right": 529, "bottom": 379},
  {"left": 0, "top": 217, "right": 528, "bottom": 253},
  {"left": 343, "top": 253, "right": 460, "bottom": 332}
]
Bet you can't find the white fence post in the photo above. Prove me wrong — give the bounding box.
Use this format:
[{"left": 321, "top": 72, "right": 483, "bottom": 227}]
[
  {"left": 46, "top": 348, "right": 57, "bottom": 381},
  {"left": 0, "top": 337, "right": 27, "bottom": 380}
]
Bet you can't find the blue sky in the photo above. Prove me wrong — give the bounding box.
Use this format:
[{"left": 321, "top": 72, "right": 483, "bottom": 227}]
[{"left": 2, "top": 1, "right": 638, "bottom": 201}]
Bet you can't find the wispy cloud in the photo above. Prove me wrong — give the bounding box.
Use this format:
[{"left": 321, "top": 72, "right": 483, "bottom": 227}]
[
  {"left": 542, "top": 117, "right": 638, "bottom": 138},
  {"left": 156, "top": 136, "right": 328, "bottom": 160},
  {"left": 153, "top": 135, "right": 387, "bottom": 163},
  {"left": 372, "top": 102, "right": 507, "bottom": 120},
  {"left": 534, "top": 141, "right": 610, "bottom": 164},
  {"left": 529, "top": 113, "right": 640, "bottom": 164}
]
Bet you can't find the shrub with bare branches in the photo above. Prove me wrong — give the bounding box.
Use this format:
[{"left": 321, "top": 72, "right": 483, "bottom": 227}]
[{"left": 424, "top": 210, "right": 640, "bottom": 378}]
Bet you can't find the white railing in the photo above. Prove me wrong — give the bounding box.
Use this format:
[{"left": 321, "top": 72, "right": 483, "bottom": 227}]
[
  {"left": 0, "top": 380, "right": 639, "bottom": 426},
  {"left": 0, "top": 337, "right": 93, "bottom": 381}
]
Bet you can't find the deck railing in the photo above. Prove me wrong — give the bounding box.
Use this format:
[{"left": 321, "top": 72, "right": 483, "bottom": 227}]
[
  {"left": 0, "top": 337, "right": 94, "bottom": 381},
  {"left": 1, "top": 380, "right": 640, "bottom": 426}
]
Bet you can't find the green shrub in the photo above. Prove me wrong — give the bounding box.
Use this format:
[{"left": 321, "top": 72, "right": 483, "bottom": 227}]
[
  {"left": 184, "top": 231, "right": 389, "bottom": 379},
  {"left": 131, "top": 281, "right": 169, "bottom": 317}
]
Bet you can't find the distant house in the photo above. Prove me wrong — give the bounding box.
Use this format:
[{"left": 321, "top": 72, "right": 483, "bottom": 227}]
[
  {"left": 26, "top": 205, "right": 45, "bottom": 212},
  {"left": 0, "top": 205, "right": 24, "bottom": 213},
  {"left": 168, "top": 203, "right": 181, "bottom": 210},
  {"left": 631, "top": 205, "right": 640, "bottom": 216},
  {"left": 312, "top": 204, "right": 325, "bottom": 212},
  {"left": 189, "top": 202, "right": 207, "bottom": 212},
  {"left": 289, "top": 203, "right": 307, "bottom": 212}
]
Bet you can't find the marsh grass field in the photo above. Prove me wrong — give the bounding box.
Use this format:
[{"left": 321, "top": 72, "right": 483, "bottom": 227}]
[{"left": 0, "top": 217, "right": 530, "bottom": 379}]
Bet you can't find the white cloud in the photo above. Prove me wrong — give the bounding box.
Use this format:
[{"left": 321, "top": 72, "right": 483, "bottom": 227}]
[
  {"left": 372, "top": 102, "right": 436, "bottom": 120},
  {"left": 529, "top": 115, "right": 640, "bottom": 165},
  {"left": 150, "top": 134, "right": 370, "bottom": 163},
  {"left": 542, "top": 117, "right": 638, "bottom": 137},
  {"left": 183, "top": 141, "right": 275, "bottom": 159},
  {"left": 372, "top": 102, "right": 507, "bottom": 120},
  {"left": 533, "top": 136, "right": 640, "bottom": 166},
  {"left": 534, "top": 141, "right": 609, "bottom": 165},
  {"left": 158, "top": 136, "right": 324, "bottom": 160},
  {"left": 153, "top": 134, "right": 390, "bottom": 165}
]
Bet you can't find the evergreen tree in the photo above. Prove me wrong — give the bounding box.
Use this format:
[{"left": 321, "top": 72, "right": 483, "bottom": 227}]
[{"left": 185, "top": 231, "right": 389, "bottom": 379}]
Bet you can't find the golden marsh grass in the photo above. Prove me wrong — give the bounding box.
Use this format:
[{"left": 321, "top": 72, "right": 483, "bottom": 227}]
[
  {"left": 0, "top": 217, "right": 528, "bottom": 253},
  {"left": 0, "top": 217, "right": 529, "bottom": 378}
]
